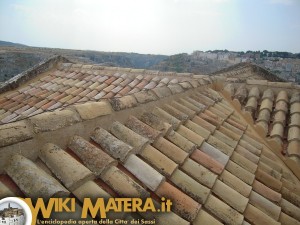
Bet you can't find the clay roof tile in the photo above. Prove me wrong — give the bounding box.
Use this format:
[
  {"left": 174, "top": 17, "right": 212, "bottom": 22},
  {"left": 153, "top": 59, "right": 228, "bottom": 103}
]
[
  {"left": 68, "top": 136, "right": 117, "bottom": 176},
  {"left": 5, "top": 155, "right": 69, "bottom": 199}
]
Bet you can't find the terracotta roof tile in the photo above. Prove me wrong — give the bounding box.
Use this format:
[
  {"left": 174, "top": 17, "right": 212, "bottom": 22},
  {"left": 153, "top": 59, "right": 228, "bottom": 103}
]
[
  {"left": 270, "top": 123, "right": 284, "bottom": 139},
  {"left": 177, "top": 125, "right": 205, "bottom": 146},
  {"left": 192, "top": 115, "right": 216, "bottom": 133},
  {"left": 287, "top": 140, "right": 300, "bottom": 156},
  {"left": 252, "top": 179, "right": 281, "bottom": 203},
  {"left": 274, "top": 100, "right": 288, "bottom": 113},
  {"left": 245, "top": 97, "right": 258, "bottom": 112},
  {"left": 288, "top": 127, "right": 300, "bottom": 142},
  {"left": 128, "top": 87, "right": 140, "bottom": 94},
  {"left": 110, "top": 121, "right": 149, "bottom": 153},
  {"left": 255, "top": 168, "right": 282, "bottom": 192},
  {"left": 48, "top": 102, "right": 63, "bottom": 110},
  {"left": 290, "top": 113, "right": 300, "bottom": 127},
  {"left": 239, "top": 139, "right": 261, "bottom": 156},
  {"left": 200, "top": 141, "right": 229, "bottom": 166},
  {"left": 170, "top": 168, "right": 210, "bottom": 205},
  {"left": 152, "top": 86, "right": 172, "bottom": 98},
  {"left": 244, "top": 203, "right": 280, "bottom": 225},
  {"left": 40, "top": 143, "right": 94, "bottom": 191},
  {"left": 120, "top": 78, "right": 132, "bottom": 87},
  {"left": 190, "top": 149, "right": 224, "bottom": 174},
  {"left": 162, "top": 104, "right": 189, "bottom": 122},
  {"left": 118, "top": 86, "right": 131, "bottom": 96},
  {"left": 280, "top": 212, "right": 300, "bottom": 225},
  {"left": 181, "top": 158, "right": 217, "bottom": 188},
  {"left": 1, "top": 112, "right": 19, "bottom": 123},
  {"left": 248, "top": 86, "right": 260, "bottom": 98},
  {"left": 193, "top": 209, "right": 223, "bottom": 225},
  {"left": 276, "top": 90, "right": 289, "bottom": 103},
  {"left": 93, "top": 91, "right": 106, "bottom": 100},
  {"left": 5, "top": 155, "right": 69, "bottom": 199},
  {"left": 281, "top": 187, "right": 300, "bottom": 208},
  {"left": 69, "top": 136, "right": 117, "bottom": 176},
  {"left": 2, "top": 62, "right": 300, "bottom": 224},
  {"left": 273, "top": 111, "right": 286, "bottom": 125},
  {"left": 101, "top": 166, "right": 149, "bottom": 198},
  {"left": 213, "top": 179, "right": 249, "bottom": 213},
  {"left": 290, "top": 92, "right": 300, "bottom": 104},
  {"left": 125, "top": 116, "right": 162, "bottom": 143},
  {"left": 179, "top": 98, "right": 202, "bottom": 114},
  {"left": 226, "top": 160, "right": 255, "bottom": 185},
  {"left": 140, "top": 144, "right": 177, "bottom": 176},
  {"left": 280, "top": 198, "right": 300, "bottom": 221},
  {"left": 262, "top": 89, "right": 274, "bottom": 101},
  {"left": 91, "top": 127, "right": 133, "bottom": 162},
  {"left": 123, "top": 154, "right": 165, "bottom": 191},
  {"left": 219, "top": 170, "right": 252, "bottom": 197},
  {"left": 20, "top": 107, "right": 37, "bottom": 117},
  {"left": 185, "top": 120, "right": 211, "bottom": 140},
  {"left": 140, "top": 112, "right": 172, "bottom": 136},
  {"left": 111, "top": 85, "right": 123, "bottom": 94},
  {"left": 259, "top": 98, "right": 273, "bottom": 112},
  {"left": 143, "top": 81, "right": 157, "bottom": 89},
  {"left": 128, "top": 79, "right": 140, "bottom": 88},
  {"left": 205, "top": 194, "right": 244, "bottom": 225},
  {"left": 153, "top": 136, "right": 188, "bottom": 164},
  {"left": 155, "top": 181, "right": 201, "bottom": 221},
  {"left": 231, "top": 152, "right": 257, "bottom": 174},
  {"left": 152, "top": 107, "right": 182, "bottom": 129},
  {"left": 290, "top": 102, "right": 300, "bottom": 115},
  {"left": 249, "top": 191, "right": 281, "bottom": 220}
]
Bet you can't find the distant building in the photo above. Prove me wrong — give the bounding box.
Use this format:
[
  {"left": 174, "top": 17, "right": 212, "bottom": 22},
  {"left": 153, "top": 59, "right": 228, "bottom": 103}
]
[{"left": 0, "top": 204, "right": 24, "bottom": 225}]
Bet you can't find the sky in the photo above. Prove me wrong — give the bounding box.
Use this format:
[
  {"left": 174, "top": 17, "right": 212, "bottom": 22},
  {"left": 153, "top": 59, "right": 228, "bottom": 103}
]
[
  {"left": 0, "top": 0, "right": 300, "bottom": 55},
  {"left": 0, "top": 202, "right": 22, "bottom": 210}
]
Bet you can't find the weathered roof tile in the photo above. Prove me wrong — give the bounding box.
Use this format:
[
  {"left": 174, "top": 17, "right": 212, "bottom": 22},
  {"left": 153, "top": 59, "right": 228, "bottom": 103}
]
[
  {"left": 91, "top": 127, "right": 133, "bottom": 162},
  {"left": 155, "top": 181, "right": 201, "bottom": 221},
  {"left": 5, "top": 155, "right": 69, "bottom": 199},
  {"left": 170, "top": 168, "right": 210, "bottom": 204},
  {"left": 181, "top": 158, "right": 217, "bottom": 188},
  {"left": 140, "top": 144, "right": 178, "bottom": 176},
  {"left": 123, "top": 154, "right": 165, "bottom": 191},
  {"left": 40, "top": 143, "right": 94, "bottom": 191},
  {"left": 153, "top": 136, "right": 188, "bottom": 164},
  {"left": 204, "top": 194, "right": 244, "bottom": 225},
  {"left": 213, "top": 179, "right": 249, "bottom": 213},
  {"left": 110, "top": 121, "right": 149, "bottom": 153},
  {"left": 68, "top": 135, "right": 117, "bottom": 176},
  {"left": 101, "top": 166, "right": 149, "bottom": 198},
  {"left": 125, "top": 116, "right": 162, "bottom": 143}
]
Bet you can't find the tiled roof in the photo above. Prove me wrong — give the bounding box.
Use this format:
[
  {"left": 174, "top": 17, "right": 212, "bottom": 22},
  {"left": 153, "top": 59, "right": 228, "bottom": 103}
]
[
  {"left": 1, "top": 60, "right": 300, "bottom": 225},
  {"left": 227, "top": 81, "right": 300, "bottom": 164},
  {"left": 0, "top": 62, "right": 210, "bottom": 124}
]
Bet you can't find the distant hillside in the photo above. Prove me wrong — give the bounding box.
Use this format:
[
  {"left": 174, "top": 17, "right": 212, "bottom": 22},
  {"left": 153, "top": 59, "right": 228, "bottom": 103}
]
[
  {"left": 0, "top": 46, "right": 168, "bottom": 82},
  {"left": 0, "top": 52, "right": 49, "bottom": 82},
  {"left": 0, "top": 40, "right": 27, "bottom": 47},
  {"left": 151, "top": 53, "right": 234, "bottom": 74}
]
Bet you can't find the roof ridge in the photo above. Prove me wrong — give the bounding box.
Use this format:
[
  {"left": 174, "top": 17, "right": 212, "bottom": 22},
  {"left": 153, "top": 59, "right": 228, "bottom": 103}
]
[{"left": 0, "top": 55, "right": 71, "bottom": 94}]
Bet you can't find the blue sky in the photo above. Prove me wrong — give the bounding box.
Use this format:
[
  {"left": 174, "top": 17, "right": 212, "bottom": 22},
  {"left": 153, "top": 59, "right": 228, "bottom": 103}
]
[{"left": 0, "top": 0, "right": 299, "bottom": 55}]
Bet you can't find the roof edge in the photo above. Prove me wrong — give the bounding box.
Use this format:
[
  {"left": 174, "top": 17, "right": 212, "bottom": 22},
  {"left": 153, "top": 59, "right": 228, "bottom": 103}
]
[
  {"left": 0, "top": 55, "right": 71, "bottom": 94},
  {"left": 212, "top": 62, "right": 286, "bottom": 82}
]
